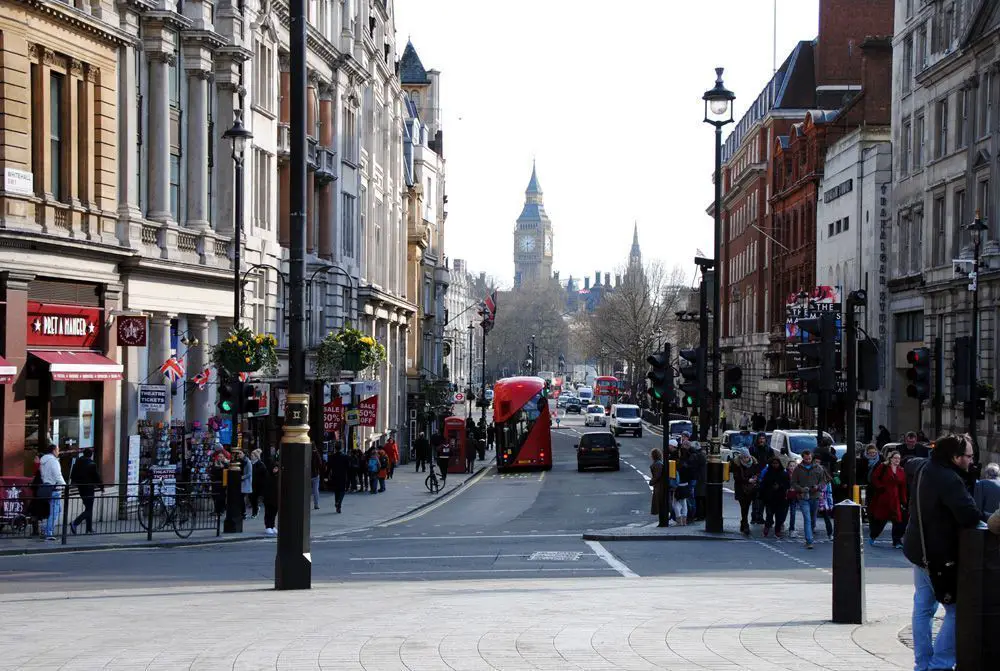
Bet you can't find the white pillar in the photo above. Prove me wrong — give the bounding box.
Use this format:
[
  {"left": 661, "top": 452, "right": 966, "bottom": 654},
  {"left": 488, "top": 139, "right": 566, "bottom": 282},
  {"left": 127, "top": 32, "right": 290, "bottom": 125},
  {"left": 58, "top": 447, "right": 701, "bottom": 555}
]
[
  {"left": 146, "top": 53, "right": 173, "bottom": 223},
  {"left": 185, "top": 69, "right": 211, "bottom": 230},
  {"left": 185, "top": 315, "right": 213, "bottom": 427},
  {"left": 149, "top": 313, "right": 173, "bottom": 424}
]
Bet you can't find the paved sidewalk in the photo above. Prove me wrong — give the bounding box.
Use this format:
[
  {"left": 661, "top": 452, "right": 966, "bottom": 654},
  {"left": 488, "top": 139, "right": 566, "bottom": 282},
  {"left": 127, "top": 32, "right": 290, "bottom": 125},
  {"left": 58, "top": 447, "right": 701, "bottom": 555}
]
[
  {"left": 0, "top": 457, "right": 494, "bottom": 555},
  {"left": 0, "top": 575, "right": 916, "bottom": 670}
]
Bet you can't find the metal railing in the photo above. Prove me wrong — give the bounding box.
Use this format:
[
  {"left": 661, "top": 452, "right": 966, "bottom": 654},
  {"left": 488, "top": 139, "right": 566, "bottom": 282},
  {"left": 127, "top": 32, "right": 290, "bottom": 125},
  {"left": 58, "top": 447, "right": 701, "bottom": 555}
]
[{"left": 0, "top": 480, "right": 221, "bottom": 545}]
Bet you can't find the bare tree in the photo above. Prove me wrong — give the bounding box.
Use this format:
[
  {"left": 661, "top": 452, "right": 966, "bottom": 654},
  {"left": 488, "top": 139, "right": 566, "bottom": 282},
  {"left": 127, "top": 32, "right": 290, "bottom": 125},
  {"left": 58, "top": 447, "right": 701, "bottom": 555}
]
[
  {"left": 485, "top": 282, "right": 570, "bottom": 378},
  {"left": 582, "top": 262, "right": 690, "bottom": 397}
]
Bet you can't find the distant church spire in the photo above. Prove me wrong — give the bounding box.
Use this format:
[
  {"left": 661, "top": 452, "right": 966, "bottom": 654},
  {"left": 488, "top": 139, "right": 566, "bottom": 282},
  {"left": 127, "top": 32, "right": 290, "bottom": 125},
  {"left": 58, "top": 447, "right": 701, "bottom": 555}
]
[
  {"left": 525, "top": 160, "right": 542, "bottom": 203},
  {"left": 629, "top": 221, "right": 641, "bottom": 267}
]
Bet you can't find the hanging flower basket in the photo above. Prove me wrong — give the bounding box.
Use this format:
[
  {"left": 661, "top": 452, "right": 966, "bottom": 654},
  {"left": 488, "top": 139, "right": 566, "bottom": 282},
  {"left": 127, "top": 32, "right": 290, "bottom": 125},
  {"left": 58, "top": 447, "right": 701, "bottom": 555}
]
[
  {"left": 210, "top": 325, "right": 278, "bottom": 377},
  {"left": 322, "top": 323, "right": 386, "bottom": 374}
]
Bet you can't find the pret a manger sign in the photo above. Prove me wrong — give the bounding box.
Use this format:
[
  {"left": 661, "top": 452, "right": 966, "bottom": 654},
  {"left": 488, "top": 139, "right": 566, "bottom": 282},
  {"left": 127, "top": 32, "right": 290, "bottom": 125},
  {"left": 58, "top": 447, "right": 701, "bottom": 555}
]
[{"left": 27, "top": 302, "right": 102, "bottom": 349}]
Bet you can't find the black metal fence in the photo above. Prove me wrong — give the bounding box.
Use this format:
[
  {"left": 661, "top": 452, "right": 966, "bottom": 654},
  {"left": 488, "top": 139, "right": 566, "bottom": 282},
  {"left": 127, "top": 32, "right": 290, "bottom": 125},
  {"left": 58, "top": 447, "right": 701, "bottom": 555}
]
[{"left": 0, "top": 480, "right": 221, "bottom": 545}]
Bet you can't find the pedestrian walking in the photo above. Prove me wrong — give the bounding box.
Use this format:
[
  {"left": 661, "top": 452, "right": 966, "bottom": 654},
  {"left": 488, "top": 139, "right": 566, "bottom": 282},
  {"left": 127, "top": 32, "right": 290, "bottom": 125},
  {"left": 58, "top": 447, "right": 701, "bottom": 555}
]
[
  {"left": 327, "top": 442, "right": 350, "bottom": 513},
  {"left": 436, "top": 438, "right": 452, "bottom": 485},
  {"left": 899, "top": 431, "right": 930, "bottom": 465},
  {"left": 973, "top": 462, "right": 1000, "bottom": 515},
  {"left": 750, "top": 432, "right": 770, "bottom": 524},
  {"left": 875, "top": 424, "right": 892, "bottom": 449},
  {"left": 414, "top": 432, "right": 430, "bottom": 472},
  {"left": 649, "top": 448, "right": 668, "bottom": 528},
  {"left": 249, "top": 449, "right": 266, "bottom": 519},
  {"left": 790, "top": 450, "right": 828, "bottom": 550},
  {"left": 349, "top": 448, "right": 362, "bottom": 491},
  {"left": 366, "top": 448, "right": 380, "bottom": 493},
  {"left": 731, "top": 449, "right": 761, "bottom": 535},
  {"left": 210, "top": 448, "right": 229, "bottom": 515},
  {"left": 240, "top": 450, "right": 253, "bottom": 519},
  {"left": 816, "top": 480, "right": 834, "bottom": 539},
  {"left": 310, "top": 445, "right": 324, "bottom": 509},
  {"left": 383, "top": 432, "right": 399, "bottom": 479},
  {"left": 38, "top": 444, "right": 65, "bottom": 541},
  {"left": 903, "top": 433, "right": 985, "bottom": 671},
  {"left": 760, "top": 456, "right": 790, "bottom": 537},
  {"left": 689, "top": 441, "right": 707, "bottom": 521},
  {"left": 69, "top": 448, "right": 102, "bottom": 535},
  {"left": 465, "top": 440, "right": 477, "bottom": 473},
  {"left": 262, "top": 452, "right": 280, "bottom": 536},
  {"left": 487, "top": 422, "right": 496, "bottom": 450},
  {"left": 868, "top": 450, "right": 908, "bottom": 547},
  {"left": 672, "top": 449, "right": 693, "bottom": 526},
  {"left": 377, "top": 447, "right": 389, "bottom": 492}
]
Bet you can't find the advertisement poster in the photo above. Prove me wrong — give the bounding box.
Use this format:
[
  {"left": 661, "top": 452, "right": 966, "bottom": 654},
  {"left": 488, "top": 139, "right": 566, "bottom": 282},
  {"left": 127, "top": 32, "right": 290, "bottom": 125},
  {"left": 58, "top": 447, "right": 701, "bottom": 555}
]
[
  {"left": 217, "top": 417, "right": 233, "bottom": 446},
  {"left": 138, "top": 384, "right": 168, "bottom": 413},
  {"left": 126, "top": 435, "right": 141, "bottom": 501},
  {"left": 323, "top": 398, "right": 344, "bottom": 433},
  {"left": 358, "top": 396, "right": 378, "bottom": 427},
  {"left": 150, "top": 464, "right": 176, "bottom": 506},
  {"left": 78, "top": 399, "right": 95, "bottom": 449},
  {"left": 276, "top": 388, "right": 287, "bottom": 418}
]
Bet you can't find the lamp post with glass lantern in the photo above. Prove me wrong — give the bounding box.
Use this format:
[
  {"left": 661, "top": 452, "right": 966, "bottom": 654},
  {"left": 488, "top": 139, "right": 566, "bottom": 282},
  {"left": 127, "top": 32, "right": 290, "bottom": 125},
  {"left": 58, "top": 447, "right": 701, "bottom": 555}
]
[
  {"left": 222, "top": 109, "right": 252, "bottom": 535},
  {"left": 702, "top": 67, "right": 735, "bottom": 441},
  {"left": 967, "top": 211, "right": 988, "bottom": 458},
  {"left": 702, "top": 68, "right": 734, "bottom": 534},
  {"left": 468, "top": 322, "right": 475, "bottom": 416}
]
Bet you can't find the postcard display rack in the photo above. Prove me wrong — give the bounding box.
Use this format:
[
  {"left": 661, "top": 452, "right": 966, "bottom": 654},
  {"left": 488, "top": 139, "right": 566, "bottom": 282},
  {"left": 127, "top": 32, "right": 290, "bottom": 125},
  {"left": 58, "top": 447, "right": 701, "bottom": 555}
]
[{"left": 186, "top": 427, "right": 216, "bottom": 492}]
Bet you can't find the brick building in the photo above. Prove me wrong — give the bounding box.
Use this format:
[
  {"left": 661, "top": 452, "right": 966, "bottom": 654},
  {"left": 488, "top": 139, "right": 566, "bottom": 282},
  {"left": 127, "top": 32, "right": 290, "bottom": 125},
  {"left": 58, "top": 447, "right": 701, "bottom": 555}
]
[{"left": 716, "top": 0, "right": 894, "bottom": 426}]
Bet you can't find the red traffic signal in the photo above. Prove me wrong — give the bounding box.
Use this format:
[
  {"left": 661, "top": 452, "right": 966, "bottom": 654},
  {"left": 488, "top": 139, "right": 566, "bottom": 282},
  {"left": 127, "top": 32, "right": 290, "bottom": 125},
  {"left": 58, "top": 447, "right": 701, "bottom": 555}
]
[
  {"left": 906, "top": 346, "right": 931, "bottom": 400},
  {"left": 906, "top": 347, "right": 930, "bottom": 365}
]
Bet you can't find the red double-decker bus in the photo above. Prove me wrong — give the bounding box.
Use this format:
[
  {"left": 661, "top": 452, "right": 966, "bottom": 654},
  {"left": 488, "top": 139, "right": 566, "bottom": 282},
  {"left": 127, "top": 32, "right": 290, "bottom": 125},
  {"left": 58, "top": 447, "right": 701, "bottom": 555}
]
[
  {"left": 493, "top": 376, "right": 552, "bottom": 473},
  {"left": 594, "top": 375, "right": 621, "bottom": 410}
]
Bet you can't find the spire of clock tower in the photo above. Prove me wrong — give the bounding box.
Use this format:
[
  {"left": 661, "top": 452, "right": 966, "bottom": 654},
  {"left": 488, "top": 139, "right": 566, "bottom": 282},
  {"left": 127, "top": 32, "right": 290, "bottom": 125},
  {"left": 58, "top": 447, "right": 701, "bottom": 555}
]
[
  {"left": 629, "top": 221, "right": 641, "bottom": 268},
  {"left": 513, "top": 161, "right": 554, "bottom": 288}
]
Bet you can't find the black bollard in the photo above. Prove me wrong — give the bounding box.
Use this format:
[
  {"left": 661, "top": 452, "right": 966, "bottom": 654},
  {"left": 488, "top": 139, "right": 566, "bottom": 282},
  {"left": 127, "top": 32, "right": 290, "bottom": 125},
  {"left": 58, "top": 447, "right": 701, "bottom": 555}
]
[
  {"left": 705, "top": 459, "right": 723, "bottom": 533},
  {"left": 831, "top": 501, "right": 865, "bottom": 624},
  {"left": 956, "top": 526, "right": 1000, "bottom": 670}
]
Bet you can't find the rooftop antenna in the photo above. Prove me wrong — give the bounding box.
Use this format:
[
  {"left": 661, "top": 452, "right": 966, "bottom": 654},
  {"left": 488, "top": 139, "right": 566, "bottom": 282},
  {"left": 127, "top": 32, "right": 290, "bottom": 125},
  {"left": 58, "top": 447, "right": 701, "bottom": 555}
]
[{"left": 773, "top": 0, "right": 778, "bottom": 75}]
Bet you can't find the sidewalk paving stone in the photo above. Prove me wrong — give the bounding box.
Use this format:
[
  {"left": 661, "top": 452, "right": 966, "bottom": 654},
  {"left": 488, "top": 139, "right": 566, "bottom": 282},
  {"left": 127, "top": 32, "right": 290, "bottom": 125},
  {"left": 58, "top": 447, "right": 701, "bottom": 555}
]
[{"left": 0, "top": 457, "right": 494, "bottom": 555}]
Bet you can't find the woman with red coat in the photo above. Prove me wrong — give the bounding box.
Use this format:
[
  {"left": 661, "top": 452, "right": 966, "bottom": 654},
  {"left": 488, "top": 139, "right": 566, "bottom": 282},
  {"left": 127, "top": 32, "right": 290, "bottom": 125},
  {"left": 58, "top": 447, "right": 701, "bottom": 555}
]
[{"left": 868, "top": 450, "right": 907, "bottom": 548}]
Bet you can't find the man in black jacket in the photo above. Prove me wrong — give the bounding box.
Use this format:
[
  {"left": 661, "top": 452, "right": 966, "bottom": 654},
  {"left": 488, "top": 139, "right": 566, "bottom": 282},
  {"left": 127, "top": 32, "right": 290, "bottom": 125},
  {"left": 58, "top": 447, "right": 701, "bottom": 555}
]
[
  {"left": 327, "top": 443, "right": 350, "bottom": 513},
  {"left": 70, "top": 448, "right": 103, "bottom": 534},
  {"left": 413, "top": 432, "right": 430, "bottom": 473},
  {"left": 903, "top": 433, "right": 986, "bottom": 671}
]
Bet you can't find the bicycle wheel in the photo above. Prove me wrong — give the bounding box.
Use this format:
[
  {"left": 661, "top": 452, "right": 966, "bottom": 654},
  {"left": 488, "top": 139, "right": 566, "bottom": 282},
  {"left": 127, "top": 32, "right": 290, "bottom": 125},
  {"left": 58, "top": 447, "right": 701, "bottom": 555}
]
[
  {"left": 171, "top": 501, "right": 195, "bottom": 538},
  {"left": 425, "top": 473, "right": 441, "bottom": 494}
]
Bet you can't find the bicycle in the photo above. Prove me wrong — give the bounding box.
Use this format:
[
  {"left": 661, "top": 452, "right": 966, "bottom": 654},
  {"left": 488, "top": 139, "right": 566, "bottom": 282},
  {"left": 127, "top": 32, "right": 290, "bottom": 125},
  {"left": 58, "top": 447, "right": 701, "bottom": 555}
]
[
  {"left": 425, "top": 464, "right": 442, "bottom": 494},
  {"left": 137, "top": 480, "right": 196, "bottom": 538}
]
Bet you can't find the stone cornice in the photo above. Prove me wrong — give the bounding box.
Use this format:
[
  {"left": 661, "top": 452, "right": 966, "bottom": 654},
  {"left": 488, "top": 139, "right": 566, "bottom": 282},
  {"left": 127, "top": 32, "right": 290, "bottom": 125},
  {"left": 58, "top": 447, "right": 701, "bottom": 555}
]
[
  {"left": 180, "top": 28, "right": 229, "bottom": 51},
  {"left": 19, "top": 0, "right": 137, "bottom": 47},
  {"left": 116, "top": 0, "right": 156, "bottom": 13},
  {"left": 0, "top": 228, "right": 134, "bottom": 259},
  {"left": 142, "top": 9, "right": 193, "bottom": 32},
  {"left": 216, "top": 44, "right": 253, "bottom": 63}
]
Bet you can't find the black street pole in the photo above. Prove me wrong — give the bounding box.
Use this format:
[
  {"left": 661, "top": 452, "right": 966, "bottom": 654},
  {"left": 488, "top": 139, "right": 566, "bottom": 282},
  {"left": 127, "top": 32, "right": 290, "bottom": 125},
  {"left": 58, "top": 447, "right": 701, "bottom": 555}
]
[
  {"left": 698, "top": 268, "right": 710, "bottom": 442},
  {"left": 832, "top": 289, "right": 865, "bottom": 624},
  {"left": 970, "top": 224, "right": 981, "bottom": 461},
  {"left": 711, "top": 122, "right": 722, "bottom": 443},
  {"left": 275, "top": 0, "right": 311, "bottom": 590},
  {"left": 480, "top": 326, "right": 487, "bottom": 423},
  {"left": 468, "top": 324, "right": 474, "bottom": 417}
]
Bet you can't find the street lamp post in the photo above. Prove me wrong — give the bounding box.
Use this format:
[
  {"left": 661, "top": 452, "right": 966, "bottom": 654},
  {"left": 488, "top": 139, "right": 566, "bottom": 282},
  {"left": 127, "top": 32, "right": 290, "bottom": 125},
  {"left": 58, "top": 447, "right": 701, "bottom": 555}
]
[
  {"left": 468, "top": 322, "right": 475, "bottom": 416},
  {"left": 531, "top": 335, "right": 537, "bottom": 376},
  {"left": 968, "top": 211, "right": 988, "bottom": 460},
  {"left": 222, "top": 107, "right": 252, "bottom": 535},
  {"left": 480, "top": 324, "right": 488, "bottom": 423},
  {"left": 703, "top": 67, "right": 734, "bottom": 535},
  {"left": 275, "top": 0, "right": 311, "bottom": 590},
  {"left": 703, "top": 66, "right": 735, "bottom": 441}
]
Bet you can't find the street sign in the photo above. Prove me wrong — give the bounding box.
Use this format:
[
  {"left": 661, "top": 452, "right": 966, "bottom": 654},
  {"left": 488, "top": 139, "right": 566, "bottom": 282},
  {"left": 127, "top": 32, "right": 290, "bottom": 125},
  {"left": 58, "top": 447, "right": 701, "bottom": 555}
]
[
  {"left": 323, "top": 398, "right": 344, "bottom": 433},
  {"left": 138, "top": 384, "right": 167, "bottom": 412},
  {"left": 454, "top": 391, "right": 465, "bottom": 403},
  {"left": 346, "top": 409, "right": 360, "bottom": 426},
  {"left": 358, "top": 396, "right": 378, "bottom": 427}
]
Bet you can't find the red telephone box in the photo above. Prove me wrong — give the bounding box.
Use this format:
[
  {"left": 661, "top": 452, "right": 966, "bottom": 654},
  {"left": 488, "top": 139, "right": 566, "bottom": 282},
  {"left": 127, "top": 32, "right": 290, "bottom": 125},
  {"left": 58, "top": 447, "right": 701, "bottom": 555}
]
[{"left": 443, "top": 417, "right": 467, "bottom": 474}]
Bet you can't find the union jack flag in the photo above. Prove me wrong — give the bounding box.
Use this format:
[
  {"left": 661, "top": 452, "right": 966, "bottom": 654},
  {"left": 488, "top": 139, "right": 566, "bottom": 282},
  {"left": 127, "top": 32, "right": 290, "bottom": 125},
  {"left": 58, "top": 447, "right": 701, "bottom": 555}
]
[
  {"left": 192, "top": 368, "right": 210, "bottom": 390},
  {"left": 159, "top": 357, "right": 185, "bottom": 382},
  {"left": 238, "top": 372, "right": 250, "bottom": 382},
  {"left": 478, "top": 290, "right": 498, "bottom": 335}
]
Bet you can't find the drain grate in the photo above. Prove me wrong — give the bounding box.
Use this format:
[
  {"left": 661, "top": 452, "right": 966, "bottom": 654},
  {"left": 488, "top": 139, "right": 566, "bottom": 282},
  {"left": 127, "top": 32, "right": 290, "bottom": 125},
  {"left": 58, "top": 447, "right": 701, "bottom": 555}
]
[{"left": 529, "top": 551, "right": 581, "bottom": 561}]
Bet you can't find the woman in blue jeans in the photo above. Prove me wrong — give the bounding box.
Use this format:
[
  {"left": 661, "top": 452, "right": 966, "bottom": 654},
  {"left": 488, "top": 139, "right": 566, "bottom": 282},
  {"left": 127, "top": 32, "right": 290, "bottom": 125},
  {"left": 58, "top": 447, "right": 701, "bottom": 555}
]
[{"left": 38, "top": 444, "right": 66, "bottom": 541}]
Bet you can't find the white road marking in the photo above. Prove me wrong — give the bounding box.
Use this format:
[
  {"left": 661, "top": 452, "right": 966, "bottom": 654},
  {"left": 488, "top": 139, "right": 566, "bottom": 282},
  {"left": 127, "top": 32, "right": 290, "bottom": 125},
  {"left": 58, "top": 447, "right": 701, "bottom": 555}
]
[
  {"left": 349, "top": 552, "right": 599, "bottom": 561},
  {"left": 379, "top": 464, "right": 493, "bottom": 527},
  {"left": 351, "top": 567, "right": 613, "bottom": 575},
  {"left": 753, "top": 539, "right": 831, "bottom": 575},
  {"left": 585, "top": 540, "right": 639, "bottom": 578},
  {"left": 317, "top": 533, "right": 585, "bottom": 543}
]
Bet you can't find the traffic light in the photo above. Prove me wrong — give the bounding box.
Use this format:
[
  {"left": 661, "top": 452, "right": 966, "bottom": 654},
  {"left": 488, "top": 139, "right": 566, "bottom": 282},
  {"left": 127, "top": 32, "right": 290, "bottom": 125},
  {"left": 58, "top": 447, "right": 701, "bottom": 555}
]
[
  {"left": 954, "top": 336, "right": 971, "bottom": 402},
  {"left": 217, "top": 382, "right": 236, "bottom": 414},
  {"left": 857, "top": 339, "right": 880, "bottom": 391},
  {"left": 646, "top": 344, "right": 674, "bottom": 406},
  {"left": 240, "top": 382, "right": 259, "bottom": 414},
  {"left": 905, "top": 347, "right": 931, "bottom": 400},
  {"left": 723, "top": 364, "right": 743, "bottom": 399},
  {"left": 796, "top": 312, "right": 837, "bottom": 391},
  {"left": 678, "top": 347, "right": 705, "bottom": 409}
]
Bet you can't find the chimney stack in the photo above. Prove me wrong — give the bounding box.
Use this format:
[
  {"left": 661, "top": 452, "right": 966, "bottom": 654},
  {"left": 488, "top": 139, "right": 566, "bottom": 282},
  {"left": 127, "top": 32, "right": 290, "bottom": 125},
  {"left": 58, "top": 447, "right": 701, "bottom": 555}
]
[
  {"left": 595, "top": 271, "right": 601, "bottom": 286},
  {"left": 605, "top": 272, "right": 611, "bottom": 287},
  {"left": 584, "top": 277, "right": 591, "bottom": 290},
  {"left": 615, "top": 274, "right": 621, "bottom": 287}
]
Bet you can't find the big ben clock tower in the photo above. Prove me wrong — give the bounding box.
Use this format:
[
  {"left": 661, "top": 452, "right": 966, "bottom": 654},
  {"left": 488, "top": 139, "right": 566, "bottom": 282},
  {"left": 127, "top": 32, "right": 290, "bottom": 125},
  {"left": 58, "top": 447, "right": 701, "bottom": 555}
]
[{"left": 513, "top": 161, "right": 554, "bottom": 287}]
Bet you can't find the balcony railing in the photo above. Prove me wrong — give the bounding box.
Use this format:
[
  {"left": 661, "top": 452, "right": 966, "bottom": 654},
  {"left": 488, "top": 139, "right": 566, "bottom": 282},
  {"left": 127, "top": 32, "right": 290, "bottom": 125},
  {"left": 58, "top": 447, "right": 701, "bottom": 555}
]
[
  {"left": 306, "top": 138, "right": 318, "bottom": 169},
  {"left": 316, "top": 147, "right": 337, "bottom": 183}
]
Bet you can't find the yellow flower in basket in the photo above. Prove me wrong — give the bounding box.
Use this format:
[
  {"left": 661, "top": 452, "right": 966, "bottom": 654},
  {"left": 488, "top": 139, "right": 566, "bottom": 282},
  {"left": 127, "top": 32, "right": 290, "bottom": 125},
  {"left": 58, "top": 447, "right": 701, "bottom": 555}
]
[{"left": 244, "top": 357, "right": 251, "bottom": 363}]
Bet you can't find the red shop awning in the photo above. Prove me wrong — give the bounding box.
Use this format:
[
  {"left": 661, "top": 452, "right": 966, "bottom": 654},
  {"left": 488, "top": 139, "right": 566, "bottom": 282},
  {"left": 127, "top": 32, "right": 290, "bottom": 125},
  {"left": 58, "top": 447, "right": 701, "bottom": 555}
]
[
  {"left": 30, "top": 350, "right": 123, "bottom": 382},
  {"left": 0, "top": 355, "right": 16, "bottom": 384}
]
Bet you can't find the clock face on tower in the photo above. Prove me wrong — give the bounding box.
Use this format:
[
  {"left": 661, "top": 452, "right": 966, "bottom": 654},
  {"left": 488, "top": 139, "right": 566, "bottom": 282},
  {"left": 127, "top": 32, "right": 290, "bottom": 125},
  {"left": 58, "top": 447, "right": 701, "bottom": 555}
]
[
  {"left": 519, "top": 236, "right": 535, "bottom": 253},
  {"left": 544, "top": 235, "right": 552, "bottom": 254}
]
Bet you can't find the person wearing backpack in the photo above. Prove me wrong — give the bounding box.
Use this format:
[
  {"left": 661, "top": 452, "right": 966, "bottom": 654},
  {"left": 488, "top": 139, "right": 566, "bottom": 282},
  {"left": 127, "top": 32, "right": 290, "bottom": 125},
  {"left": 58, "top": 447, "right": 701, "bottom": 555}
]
[
  {"left": 376, "top": 447, "right": 389, "bottom": 492},
  {"left": 366, "top": 448, "right": 379, "bottom": 494}
]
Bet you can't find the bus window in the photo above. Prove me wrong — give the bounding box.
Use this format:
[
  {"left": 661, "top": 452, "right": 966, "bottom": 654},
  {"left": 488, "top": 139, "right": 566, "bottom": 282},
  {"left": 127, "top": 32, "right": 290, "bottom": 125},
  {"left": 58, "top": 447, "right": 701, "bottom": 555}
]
[{"left": 497, "top": 391, "right": 544, "bottom": 462}]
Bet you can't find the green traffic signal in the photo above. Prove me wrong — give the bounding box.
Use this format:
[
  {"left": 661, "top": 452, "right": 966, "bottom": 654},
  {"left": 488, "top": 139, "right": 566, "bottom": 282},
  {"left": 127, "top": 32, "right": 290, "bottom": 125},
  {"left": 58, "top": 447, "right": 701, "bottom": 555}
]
[{"left": 220, "top": 399, "right": 233, "bottom": 412}]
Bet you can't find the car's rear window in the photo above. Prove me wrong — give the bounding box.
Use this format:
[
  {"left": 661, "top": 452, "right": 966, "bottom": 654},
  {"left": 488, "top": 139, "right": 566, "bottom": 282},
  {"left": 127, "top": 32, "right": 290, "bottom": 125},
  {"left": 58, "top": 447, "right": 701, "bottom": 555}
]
[{"left": 581, "top": 433, "right": 614, "bottom": 448}]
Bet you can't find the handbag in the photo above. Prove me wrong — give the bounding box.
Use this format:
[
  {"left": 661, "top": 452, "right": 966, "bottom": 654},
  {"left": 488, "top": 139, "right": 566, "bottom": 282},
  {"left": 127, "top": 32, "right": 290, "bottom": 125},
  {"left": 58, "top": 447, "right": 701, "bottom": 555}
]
[{"left": 914, "top": 461, "right": 959, "bottom": 605}]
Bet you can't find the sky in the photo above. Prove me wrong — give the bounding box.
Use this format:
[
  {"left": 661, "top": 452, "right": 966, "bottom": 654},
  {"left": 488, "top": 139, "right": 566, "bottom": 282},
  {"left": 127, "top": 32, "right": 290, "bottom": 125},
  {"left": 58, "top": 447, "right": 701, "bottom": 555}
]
[{"left": 394, "top": 0, "right": 822, "bottom": 290}]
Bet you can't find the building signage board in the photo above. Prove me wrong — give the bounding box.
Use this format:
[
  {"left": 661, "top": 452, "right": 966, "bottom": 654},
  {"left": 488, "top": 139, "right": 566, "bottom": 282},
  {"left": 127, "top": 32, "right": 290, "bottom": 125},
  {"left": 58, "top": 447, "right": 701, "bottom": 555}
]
[
  {"left": 117, "top": 316, "right": 148, "bottom": 347},
  {"left": 358, "top": 396, "right": 378, "bottom": 427},
  {"left": 138, "top": 384, "right": 168, "bottom": 412},
  {"left": 251, "top": 383, "right": 270, "bottom": 417},
  {"left": 877, "top": 181, "right": 890, "bottom": 386},
  {"left": 27, "top": 301, "right": 102, "bottom": 349},
  {"left": 346, "top": 409, "right": 360, "bottom": 426},
  {"left": 78, "top": 399, "right": 95, "bottom": 449},
  {"left": 324, "top": 398, "right": 344, "bottom": 433},
  {"left": 784, "top": 286, "right": 845, "bottom": 393},
  {"left": 126, "top": 435, "right": 141, "bottom": 501},
  {"left": 4, "top": 167, "right": 33, "bottom": 195}
]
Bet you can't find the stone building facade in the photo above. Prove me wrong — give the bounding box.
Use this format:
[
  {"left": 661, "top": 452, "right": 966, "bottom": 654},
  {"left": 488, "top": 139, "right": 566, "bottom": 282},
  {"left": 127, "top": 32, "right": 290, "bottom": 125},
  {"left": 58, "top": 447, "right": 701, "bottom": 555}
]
[{"left": 889, "top": 0, "right": 1000, "bottom": 449}]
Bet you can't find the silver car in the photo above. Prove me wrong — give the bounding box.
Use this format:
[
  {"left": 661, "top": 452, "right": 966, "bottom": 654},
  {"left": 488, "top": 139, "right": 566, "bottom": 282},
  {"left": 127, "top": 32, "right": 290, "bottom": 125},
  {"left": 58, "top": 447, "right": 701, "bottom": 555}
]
[{"left": 584, "top": 404, "right": 607, "bottom": 427}]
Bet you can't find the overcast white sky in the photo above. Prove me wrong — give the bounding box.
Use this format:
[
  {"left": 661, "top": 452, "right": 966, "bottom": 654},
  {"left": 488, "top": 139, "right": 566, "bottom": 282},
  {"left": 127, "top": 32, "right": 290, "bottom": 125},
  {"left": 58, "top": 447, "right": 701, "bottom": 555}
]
[{"left": 394, "top": 0, "right": 821, "bottom": 289}]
